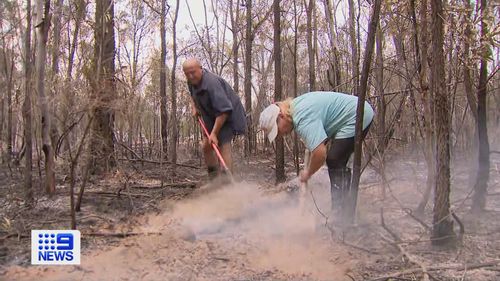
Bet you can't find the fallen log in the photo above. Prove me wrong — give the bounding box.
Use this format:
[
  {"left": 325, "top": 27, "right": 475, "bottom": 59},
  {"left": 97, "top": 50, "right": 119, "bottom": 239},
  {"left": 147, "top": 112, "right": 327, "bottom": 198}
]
[
  {"left": 131, "top": 181, "right": 197, "bottom": 189},
  {"left": 82, "top": 232, "right": 163, "bottom": 238}
]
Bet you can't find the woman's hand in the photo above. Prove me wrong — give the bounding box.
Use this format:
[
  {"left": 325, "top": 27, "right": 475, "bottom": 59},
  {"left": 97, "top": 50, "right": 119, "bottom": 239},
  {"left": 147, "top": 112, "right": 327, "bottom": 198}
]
[{"left": 299, "top": 169, "right": 311, "bottom": 183}]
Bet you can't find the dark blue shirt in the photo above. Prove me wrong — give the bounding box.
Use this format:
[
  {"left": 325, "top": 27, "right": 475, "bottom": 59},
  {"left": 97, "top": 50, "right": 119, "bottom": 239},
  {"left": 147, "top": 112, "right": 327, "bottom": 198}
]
[{"left": 188, "top": 69, "right": 247, "bottom": 135}]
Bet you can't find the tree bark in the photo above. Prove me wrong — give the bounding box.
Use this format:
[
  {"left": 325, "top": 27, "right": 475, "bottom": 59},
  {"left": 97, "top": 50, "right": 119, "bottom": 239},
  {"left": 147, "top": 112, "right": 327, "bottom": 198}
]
[
  {"left": 169, "top": 0, "right": 180, "bottom": 165},
  {"left": 35, "top": 0, "right": 56, "bottom": 194},
  {"left": 89, "top": 0, "right": 116, "bottom": 174},
  {"left": 375, "top": 24, "right": 386, "bottom": 155},
  {"left": 413, "top": 0, "right": 436, "bottom": 215},
  {"left": 49, "top": 0, "right": 63, "bottom": 151},
  {"left": 274, "top": 0, "right": 285, "bottom": 183},
  {"left": 61, "top": 0, "right": 86, "bottom": 154},
  {"left": 2, "top": 46, "right": 14, "bottom": 158},
  {"left": 348, "top": 0, "right": 359, "bottom": 93},
  {"left": 159, "top": 0, "right": 168, "bottom": 160},
  {"left": 51, "top": 0, "right": 63, "bottom": 76},
  {"left": 349, "top": 0, "right": 382, "bottom": 223},
  {"left": 431, "top": 0, "right": 456, "bottom": 246},
  {"left": 293, "top": 0, "right": 300, "bottom": 175},
  {"left": 462, "top": 0, "right": 477, "bottom": 122},
  {"left": 304, "top": 0, "right": 315, "bottom": 91},
  {"left": 24, "top": 0, "right": 34, "bottom": 204},
  {"left": 229, "top": 0, "right": 240, "bottom": 93},
  {"left": 244, "top": 0, "right": 253, "bottom": 156},
  {"left": 323, "top": 0, "right": 341, "bottom": 90},
  {"left": 471, "top": 0, "right": 490, "bottom": 213}
]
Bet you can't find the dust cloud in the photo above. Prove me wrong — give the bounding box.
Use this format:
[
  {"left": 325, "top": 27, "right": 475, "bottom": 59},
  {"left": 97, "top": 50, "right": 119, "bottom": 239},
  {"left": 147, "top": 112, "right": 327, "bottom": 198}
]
[{"left": 170, "top": 172, "right": 353, "bottom": 280}]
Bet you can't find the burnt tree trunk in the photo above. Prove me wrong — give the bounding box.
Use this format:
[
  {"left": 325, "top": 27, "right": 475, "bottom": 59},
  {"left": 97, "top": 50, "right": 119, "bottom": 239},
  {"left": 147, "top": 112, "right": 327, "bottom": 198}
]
[
  {"left": 35, "top": 0, "right": 56, "bottom": 194},
  {"left": 348, "top": 0, "right": 359, "bottom": 92},
  {"left": 431, "top": 0, "right": 456, "bottom": 246},
  {"left": 169, "top": 0, "right": 180, "bottom": 165},
  {"left": 349, "top": 0, "right": 382, "bottom": 223},
  {"left": 230, "top": 0, "right": 240, "bottom": 93},
  {"left": 304, "top": 0, "right": 315, "bottom": 91},
  {"left": 89, "top": 0, "right": 117, "bottom": 174},
  {"left": 471, "top": 0, "right": 490, "bottom": 213},
  {"left": 274, "top": 0, "right": 285, "bottom": 183},
  {"left": 244, "top": 0, "right": 253, "bottom": 156},
  {"left": 159, "top": 0, "right": 169, "bottom": 160},
  {"left": 23, "top": 0, "right": 34, "bottom": 204}
]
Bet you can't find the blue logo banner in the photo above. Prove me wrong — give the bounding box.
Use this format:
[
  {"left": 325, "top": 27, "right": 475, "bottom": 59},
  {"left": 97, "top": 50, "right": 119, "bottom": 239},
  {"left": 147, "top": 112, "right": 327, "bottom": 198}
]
[{"left": 31, "top": 230, "right": 81, "bottom": 265}]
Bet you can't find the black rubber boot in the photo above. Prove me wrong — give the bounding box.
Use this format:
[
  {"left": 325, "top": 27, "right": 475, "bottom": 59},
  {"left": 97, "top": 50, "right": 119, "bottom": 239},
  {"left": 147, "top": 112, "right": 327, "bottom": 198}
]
[{"left": 328, "top": 167, "right": 352, "bottom": 224}]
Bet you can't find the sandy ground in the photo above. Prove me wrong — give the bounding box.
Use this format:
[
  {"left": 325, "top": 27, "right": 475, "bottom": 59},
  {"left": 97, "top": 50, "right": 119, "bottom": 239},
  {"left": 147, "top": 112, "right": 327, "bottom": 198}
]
[
  {"left": 2, "top": 156, "right": 500, "bottom": 281},
  {"left": 1, "top": 172, "right": 358, "bottom": 281}
]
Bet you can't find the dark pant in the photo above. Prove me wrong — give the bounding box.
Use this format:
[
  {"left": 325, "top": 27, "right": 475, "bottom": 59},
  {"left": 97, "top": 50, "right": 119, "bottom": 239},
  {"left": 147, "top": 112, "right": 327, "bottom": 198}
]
[
  {"left": 205, "top": 123, "right": 234, "bottom": 146},
  {"left": 326, "top": 123, "right": 371, "bottom": 223},
  {"left": 325, "top": 124, "right": 371, "bottom": 169}
]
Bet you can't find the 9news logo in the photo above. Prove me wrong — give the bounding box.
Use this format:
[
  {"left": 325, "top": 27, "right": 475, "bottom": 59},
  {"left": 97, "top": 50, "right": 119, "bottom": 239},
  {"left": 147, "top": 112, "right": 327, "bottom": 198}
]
[{"left": 31, "top": 230, "right": 80, "bottom": 265}]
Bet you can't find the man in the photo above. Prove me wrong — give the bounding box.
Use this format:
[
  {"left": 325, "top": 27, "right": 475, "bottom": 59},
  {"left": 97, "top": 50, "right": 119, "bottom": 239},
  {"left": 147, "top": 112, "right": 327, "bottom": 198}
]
[
  {"left": 183, "top": 58, "right": 246, "bottom": 180},
  {"left": 259, "top": 91, "right": 374, "bottom": 223}
]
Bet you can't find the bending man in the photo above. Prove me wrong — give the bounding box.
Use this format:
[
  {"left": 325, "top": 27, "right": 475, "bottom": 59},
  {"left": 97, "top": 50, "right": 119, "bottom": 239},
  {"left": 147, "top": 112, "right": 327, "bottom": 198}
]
[{"left": 183, "top": 58, "right": 246, "bottom": 180}]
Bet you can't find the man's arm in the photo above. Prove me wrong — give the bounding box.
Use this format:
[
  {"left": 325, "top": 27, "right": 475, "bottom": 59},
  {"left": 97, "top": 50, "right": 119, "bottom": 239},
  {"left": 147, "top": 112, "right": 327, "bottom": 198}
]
[
  {"left": 212, "top": 113, "right": 229, "bottom": 135},
  {"left": 208, "top": 113, "right": 229, "bottom": 145}
]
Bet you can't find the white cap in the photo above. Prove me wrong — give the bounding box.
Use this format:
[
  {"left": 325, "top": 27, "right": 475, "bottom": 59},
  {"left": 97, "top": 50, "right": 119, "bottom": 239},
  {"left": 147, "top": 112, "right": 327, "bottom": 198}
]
[{"left": 259, "top": 104, "right": 280, "bottom": 143}]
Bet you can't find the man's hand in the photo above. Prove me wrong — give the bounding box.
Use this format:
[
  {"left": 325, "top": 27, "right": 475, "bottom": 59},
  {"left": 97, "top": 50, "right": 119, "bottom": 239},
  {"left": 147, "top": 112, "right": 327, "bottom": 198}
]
[
  {"left": 299, "top": 169, "right": 311, "bottom": 183},
  {"left": 189, "top": 97, "right": 199, "bottom": 117},
  {"left": 208, "top": 132, "right": 219, "bottom": 146},
  {"left": 210, "top": 113, "right": 228, "bottom": 146},
  {"left": 191, "top": 105, "right": 199, "bottom": 117}
]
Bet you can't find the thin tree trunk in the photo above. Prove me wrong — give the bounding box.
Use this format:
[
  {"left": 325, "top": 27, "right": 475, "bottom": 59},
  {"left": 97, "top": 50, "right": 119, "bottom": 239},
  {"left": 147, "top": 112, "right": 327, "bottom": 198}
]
[
  {"left": 471, "top": 0, "right": 490, "bottom": 213},
  {"left": 7, "top": 68, "right": 13, "bottom": 157},
  {"left": 230, "top": 0, "right": 240, "bottom": 93},
  {"left": 323, "top": 0, "right": 341, "bottom": 90},
  {"left": 274, "top": 0, "right": 285, "bottom": 183},
  {"left": 62, "top": 0, "right": 86, "bottom": 153},
  {"left": 305, "top": 0, "right": 315, "bottom": 91},
  {"left": 244, "top": 0, "right": 253, "bottom": 156},
  {"left": 293, "top": 0, "right": 299, "bottom": 175},
  {"left": 349, "top": 0, "right": 382, "bottom": 223},
  {"left": 374, "top": 22, "right": 388, "bottom": 203},
  {"left": 169, "top": 0, "right": 180, "bottom": 165},
  {"left": 49, "top": 0, "right": 63, "bottom": 151},
  {"left": 35, "top": 0, "right": 56, "bottom": 194},
  {"left": 66, "top": 0, "right": 86, "bottom": 81},
  {"left": 348, "top": 0, "right": 359, "bottom": 93},
  {"left": 431, "top": 0, "right": 456, "bottom": 246},
  {"left": 159, "top": 0, "right": 169, "bottom": 160},
  {"left": 24, "top": 0, "right": 34, "bottom": 204},
  {"left": 51, "top": 0, "right": 63, "bottom": 75},
  {"left": 90, "top": 0, "right": 116, "bottom": 174},
  {"left": 2, "top": 47, "right": 14, "bottom": 158},
  {"left": 375, "top": 25, "right": 386, "bottom": 155},
  {"left": 414, "top": 0, "right": 436, "bottom": 215},
  {"left": 462, "top": 0, "right": 477, "bottom": 160}
]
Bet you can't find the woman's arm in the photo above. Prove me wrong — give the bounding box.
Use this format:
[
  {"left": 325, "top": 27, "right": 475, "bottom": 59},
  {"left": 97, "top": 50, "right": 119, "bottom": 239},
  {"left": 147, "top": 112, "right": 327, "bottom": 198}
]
[{"left": 300, "top": 142, "right": 327, "bottom": 182}]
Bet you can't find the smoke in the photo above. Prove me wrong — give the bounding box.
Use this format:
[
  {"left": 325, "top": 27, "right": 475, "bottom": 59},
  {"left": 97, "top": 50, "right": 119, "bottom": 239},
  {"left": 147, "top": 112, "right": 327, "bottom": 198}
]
[
  {"left": 172, "top": 178, "right": 332, "bottom": 239},
  {"left": 170, "top": 171, "right": 353, "bottom": 280}
]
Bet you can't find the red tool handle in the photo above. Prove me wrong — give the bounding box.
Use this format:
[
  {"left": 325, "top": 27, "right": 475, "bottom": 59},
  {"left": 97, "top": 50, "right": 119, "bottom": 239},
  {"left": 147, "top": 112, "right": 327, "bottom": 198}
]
[{"left": 197, "top": 117, "right": 229, "bottom": 171}]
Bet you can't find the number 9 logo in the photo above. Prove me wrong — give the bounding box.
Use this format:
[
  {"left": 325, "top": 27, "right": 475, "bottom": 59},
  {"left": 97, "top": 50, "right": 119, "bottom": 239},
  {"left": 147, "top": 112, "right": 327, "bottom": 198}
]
[{"left": 56, "top": 234, "right": 74, "bottom": 250}]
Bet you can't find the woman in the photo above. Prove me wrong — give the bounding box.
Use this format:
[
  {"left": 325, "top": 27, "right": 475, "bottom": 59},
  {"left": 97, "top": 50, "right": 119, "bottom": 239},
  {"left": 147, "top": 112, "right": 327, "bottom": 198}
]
[{"left": 259, "top": 91, "right": 374, "bottom": 220}]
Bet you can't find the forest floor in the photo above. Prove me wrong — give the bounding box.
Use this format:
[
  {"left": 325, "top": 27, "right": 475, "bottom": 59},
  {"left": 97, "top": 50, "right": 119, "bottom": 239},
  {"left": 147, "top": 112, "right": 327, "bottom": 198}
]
[{"left": 0, "top": 148, "right": 500, "bottom": 281}]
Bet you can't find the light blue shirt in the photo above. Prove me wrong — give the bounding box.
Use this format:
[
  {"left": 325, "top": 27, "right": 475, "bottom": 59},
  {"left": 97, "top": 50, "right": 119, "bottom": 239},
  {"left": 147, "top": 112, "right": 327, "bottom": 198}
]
[{"left": 291, "top": 91, "right": 374, "bottom": 151}]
